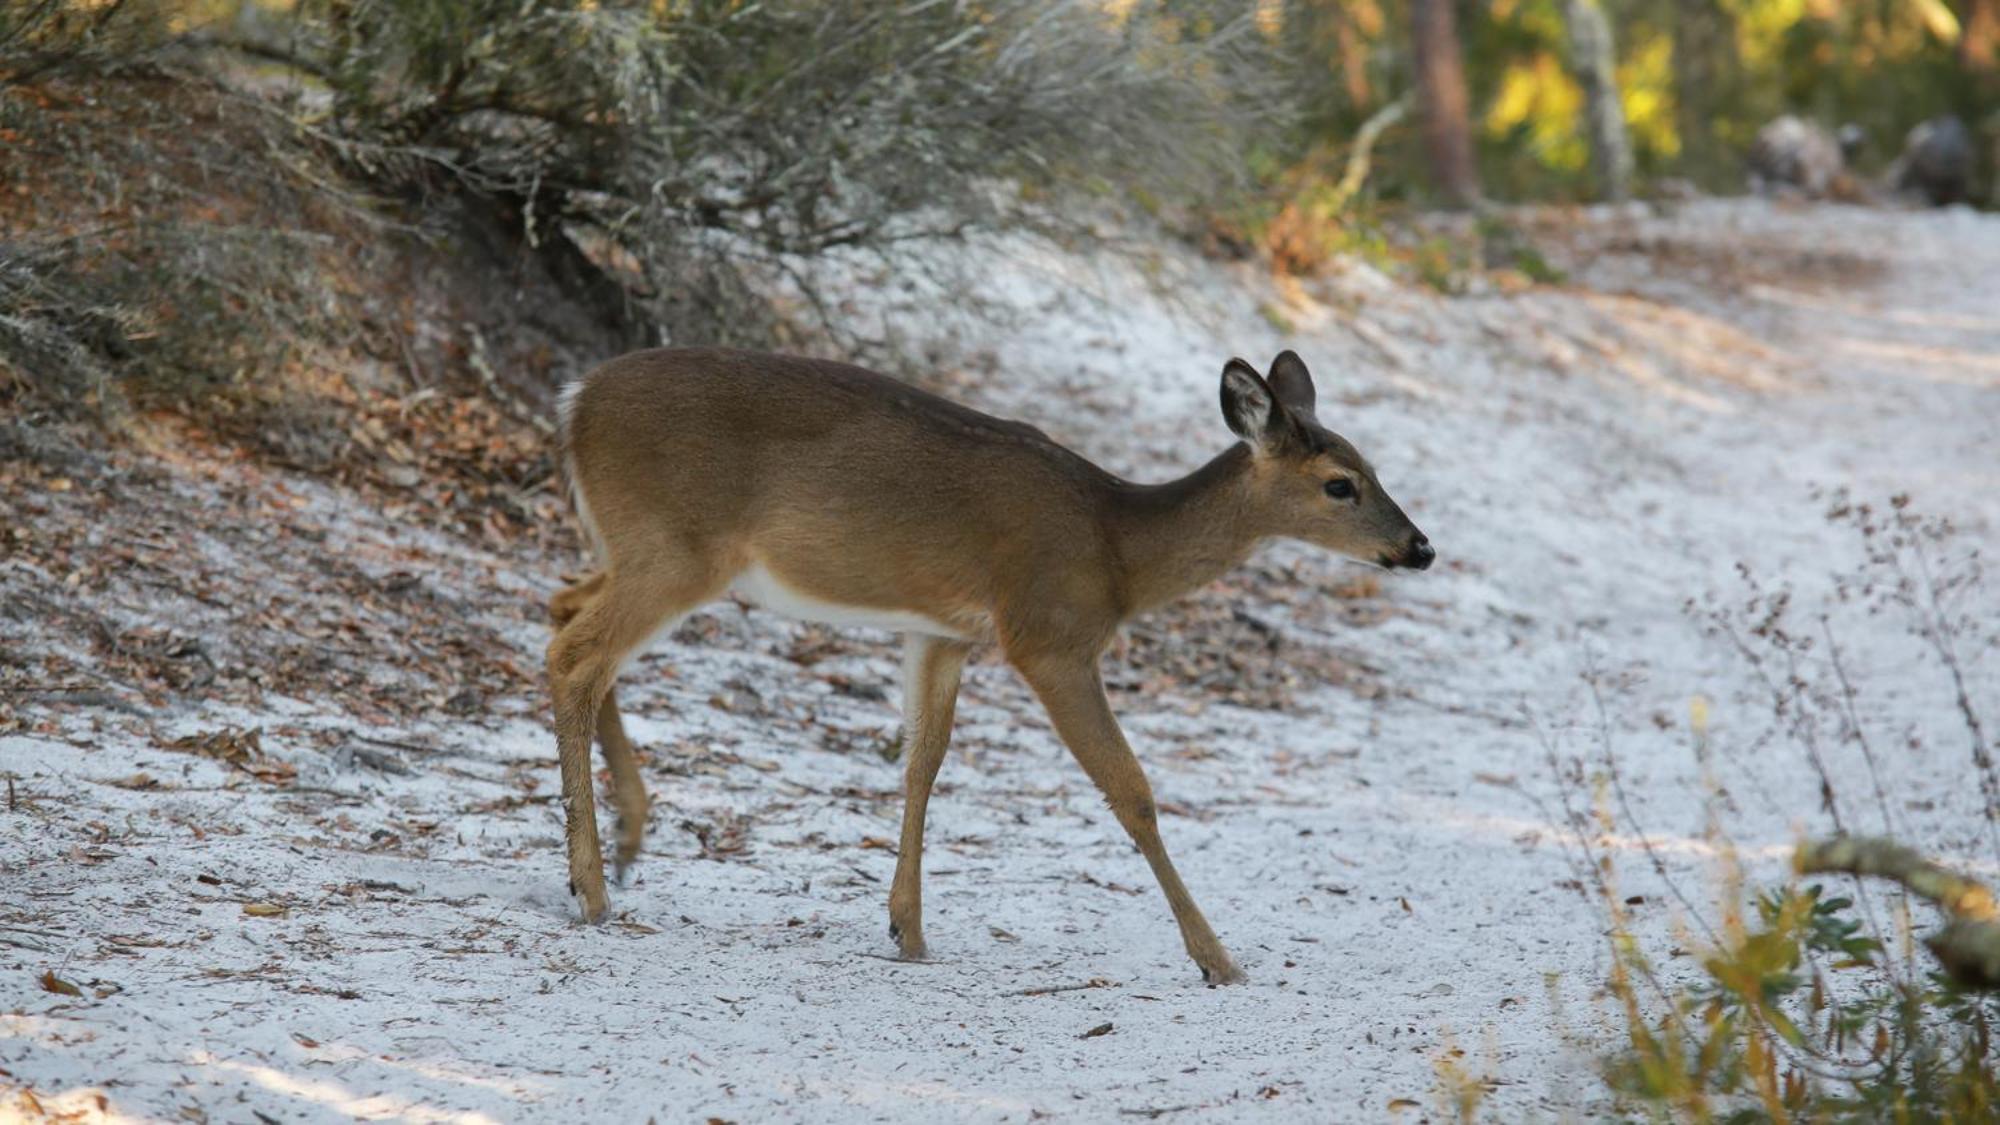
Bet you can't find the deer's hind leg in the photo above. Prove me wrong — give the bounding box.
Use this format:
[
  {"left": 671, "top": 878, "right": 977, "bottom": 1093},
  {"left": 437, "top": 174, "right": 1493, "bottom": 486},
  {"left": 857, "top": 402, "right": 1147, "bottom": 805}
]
[
  {"left": 547, "top": 555, "right": 726, "bottom": 921},
  {"left": 550, "top": 572, "right": 650, "bottom": 881}
]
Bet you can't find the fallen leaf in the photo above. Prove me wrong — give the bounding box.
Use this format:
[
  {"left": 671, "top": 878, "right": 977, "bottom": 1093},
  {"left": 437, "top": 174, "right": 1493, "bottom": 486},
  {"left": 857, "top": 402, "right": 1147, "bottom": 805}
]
[
  {"left": 39, "top": 970, "right": 82, "bottom": 997},
  {"left": 242, "top": 903, "right": 288, "bottom": 918},
  {"left": 1079, "top": 1022, "right": 1114, "bottom": 1039}
]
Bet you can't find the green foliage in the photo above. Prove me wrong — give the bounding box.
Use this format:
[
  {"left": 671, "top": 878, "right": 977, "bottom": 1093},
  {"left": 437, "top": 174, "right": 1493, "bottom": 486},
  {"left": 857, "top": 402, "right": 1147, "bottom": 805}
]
[
  {"left": 1265, "top": 1, "right": 1998, "bottom": 211},
  {"left": 1603, "top": 882, "right": 2000, "bottom": 1121}
]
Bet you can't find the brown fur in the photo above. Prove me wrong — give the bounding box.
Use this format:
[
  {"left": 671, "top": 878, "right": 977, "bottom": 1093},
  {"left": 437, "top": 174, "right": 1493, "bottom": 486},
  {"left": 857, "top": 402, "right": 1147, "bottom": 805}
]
[{"left": 546, "top": 346, "right": 1431, "bottom": 983}]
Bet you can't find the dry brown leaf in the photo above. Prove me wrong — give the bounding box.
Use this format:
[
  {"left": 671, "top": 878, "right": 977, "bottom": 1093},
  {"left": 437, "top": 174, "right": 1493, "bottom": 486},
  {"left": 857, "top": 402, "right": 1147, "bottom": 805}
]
[
  {"left": 242, "top": 903, "right": 288, "bottom": 918},
  {"left": 39, "top": 970, "right": 82, "bottom": 997}
]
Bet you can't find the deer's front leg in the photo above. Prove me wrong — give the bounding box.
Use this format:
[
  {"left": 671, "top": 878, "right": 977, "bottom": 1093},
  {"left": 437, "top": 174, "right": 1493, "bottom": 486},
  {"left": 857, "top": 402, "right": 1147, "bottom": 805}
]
[
  {"left": 887, "top": 635, "right": 971, "bottom": 960},
  {"left": 1016, "top": 655, "right": 1244, "bottom": 984}
]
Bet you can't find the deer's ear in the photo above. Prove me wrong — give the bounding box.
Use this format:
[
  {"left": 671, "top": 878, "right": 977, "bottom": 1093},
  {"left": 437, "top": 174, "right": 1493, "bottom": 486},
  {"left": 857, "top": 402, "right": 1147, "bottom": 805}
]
[
  {"left": 1220, "top": 358, "right": 1283, "bottom": 451},
  {"left": 1267, "top": 350, "right": 1316, "bottom": 418}
]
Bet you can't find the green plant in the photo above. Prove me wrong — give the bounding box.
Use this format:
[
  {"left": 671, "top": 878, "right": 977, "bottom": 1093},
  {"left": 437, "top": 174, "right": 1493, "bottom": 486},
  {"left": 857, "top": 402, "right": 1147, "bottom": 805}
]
[
  {"left": 1580, "top": 493, "right": 2000, "bottom": 1121},
  {"left": 1602, "top": 878, "right": 1999, "bottom": 1122}
]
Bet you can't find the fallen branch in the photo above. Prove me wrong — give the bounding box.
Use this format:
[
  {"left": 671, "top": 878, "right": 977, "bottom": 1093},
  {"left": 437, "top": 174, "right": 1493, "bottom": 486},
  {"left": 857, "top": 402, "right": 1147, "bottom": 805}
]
[
  {"left": 1326, "top": 94, "right": 1411, "bottom": 215},
  {"left": 1017, "top": 977, "right": 1114, "bottom": 997},
  {"left": 0, "top": 922, "right": 65, "bottom": 952},
  {"left": 1797, "top": 835, "right": 2000, "bottom": 988}
]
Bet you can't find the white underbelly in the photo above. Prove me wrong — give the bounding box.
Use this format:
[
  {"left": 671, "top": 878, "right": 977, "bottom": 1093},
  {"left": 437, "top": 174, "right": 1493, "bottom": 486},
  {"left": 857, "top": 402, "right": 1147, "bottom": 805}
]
[{"left": 731, "top": 563, "right": 971, "bottom": 640}]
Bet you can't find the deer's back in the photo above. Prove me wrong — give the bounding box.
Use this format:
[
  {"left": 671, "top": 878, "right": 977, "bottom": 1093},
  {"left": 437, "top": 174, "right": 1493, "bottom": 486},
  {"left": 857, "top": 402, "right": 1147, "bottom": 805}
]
[{"left": 562, "top": 348, "right": 1123, "bottom": 637}]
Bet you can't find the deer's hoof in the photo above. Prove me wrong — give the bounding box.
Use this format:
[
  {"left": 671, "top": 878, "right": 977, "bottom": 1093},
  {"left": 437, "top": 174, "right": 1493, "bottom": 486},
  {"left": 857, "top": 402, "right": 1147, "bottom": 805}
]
[
  {"left": 888, "top": 920, "right": 927, "bottom": 960},
  {"left": 1199, "top": 958, "right": 1246, "bottom": 986},
  {"left": 573, "top": 885, "right": 610, "bottom": 925}
]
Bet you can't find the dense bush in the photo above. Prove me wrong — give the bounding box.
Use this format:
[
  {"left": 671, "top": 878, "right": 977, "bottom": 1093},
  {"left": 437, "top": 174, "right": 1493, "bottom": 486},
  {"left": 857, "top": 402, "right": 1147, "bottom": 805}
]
[
  {"left": 0, "top": 0, "right": 171, "bottom": 85},
  {"left": 1, "top": 1, "right": 1271, "bottom": 420},
  {"left": 295, "top": 0, "right": 1274, "bottom": 346}
]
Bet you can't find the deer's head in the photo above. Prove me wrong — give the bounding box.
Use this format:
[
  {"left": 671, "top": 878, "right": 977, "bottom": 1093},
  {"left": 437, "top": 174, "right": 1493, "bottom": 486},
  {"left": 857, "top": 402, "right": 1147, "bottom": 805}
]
[{"left": 1220, "top": 351, "right": 1433, "bottom": 571}]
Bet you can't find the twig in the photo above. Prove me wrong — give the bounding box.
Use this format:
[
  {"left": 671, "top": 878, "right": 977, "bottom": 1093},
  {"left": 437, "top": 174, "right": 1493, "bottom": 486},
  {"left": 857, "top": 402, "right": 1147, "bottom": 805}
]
[
  {"left": 1799, "top": 835, "right": 2000, "bottom": 989},
  {"left": 341, "top": 744, "right": 413, "bottom": 777},
  {"left": 0, "top": 922, "right": 64, "bottom": 952},
  {"left": 1326, "top": 94, "right": 1411, "bottom": 214},
  {"left": 1818, "top": 617, "right": 1899, "bottom": 837},
  {"left": 1905, "top": 530, "right": 2000, "bottom": 863},
  {"left": 1582, "top": 664, "right": 1720, "bottom": 947},
  {"left": 349, "top": 732, "right": 450, "bottom": 756},
  {"left": 1798, "top": 837, "right": 1996, "bottom": 921},
  {"left": 1017, "top": 977, "right": 1113, "bottom": 997}
]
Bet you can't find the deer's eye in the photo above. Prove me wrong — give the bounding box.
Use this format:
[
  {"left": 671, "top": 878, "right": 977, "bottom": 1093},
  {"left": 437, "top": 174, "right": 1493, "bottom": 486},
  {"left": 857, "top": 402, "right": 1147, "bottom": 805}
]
[{"left": 1324, "top": 478, "right": 1357, "bottom": 501}]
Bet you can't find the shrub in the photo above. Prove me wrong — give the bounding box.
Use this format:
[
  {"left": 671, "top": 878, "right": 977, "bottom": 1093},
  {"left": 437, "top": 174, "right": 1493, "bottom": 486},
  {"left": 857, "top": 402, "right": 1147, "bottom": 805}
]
[
  {"left": 1602, "top": 877, "right": 2000, "bottom": 1122},
  {"left": 1562, "top": 493, "right": 2000, "bottom": 1120},
  {"left": 296, "top": 0, "right": 1277, "bottom": 347},
  {"left": 0, "top": 0, "right": 171, "bottom": 86}
]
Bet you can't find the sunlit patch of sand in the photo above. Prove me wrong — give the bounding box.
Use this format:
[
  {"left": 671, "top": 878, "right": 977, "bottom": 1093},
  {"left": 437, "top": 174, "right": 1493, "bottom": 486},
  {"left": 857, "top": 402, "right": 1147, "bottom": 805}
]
[
  {"left": 1828, "top": 337, "right": 2000, "bottom": 387},
  {"left": 190, "top": 1052, "right": 512, "bottom": 1124}
]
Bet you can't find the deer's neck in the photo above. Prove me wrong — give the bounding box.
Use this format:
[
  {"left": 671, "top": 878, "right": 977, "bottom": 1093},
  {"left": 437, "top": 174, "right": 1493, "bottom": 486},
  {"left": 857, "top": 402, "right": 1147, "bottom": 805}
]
[{"left": 1109, "top": 444, "right": 1266, "bottom": 617}]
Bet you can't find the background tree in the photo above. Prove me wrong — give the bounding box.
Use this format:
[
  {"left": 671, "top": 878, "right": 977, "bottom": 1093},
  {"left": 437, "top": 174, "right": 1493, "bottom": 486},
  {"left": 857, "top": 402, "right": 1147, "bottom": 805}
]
[
  {"left": 1563, "top": 0, "right": 1633, "bottom": 201},
  {"left": 1961, "top": 0, "right": 2000, "bottom": 74},
  {"left": 1410, "top": 0, "right": 1482, "bottom": 207},
  {"left": 1670, "top": 0, "right": 1740, "bottom": 189}
]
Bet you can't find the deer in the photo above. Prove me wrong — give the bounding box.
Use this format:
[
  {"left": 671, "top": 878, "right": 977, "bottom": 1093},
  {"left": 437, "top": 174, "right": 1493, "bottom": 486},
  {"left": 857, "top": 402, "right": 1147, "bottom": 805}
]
[{"left": 546, "top": 346, "right": 1434, "bottom": 984}]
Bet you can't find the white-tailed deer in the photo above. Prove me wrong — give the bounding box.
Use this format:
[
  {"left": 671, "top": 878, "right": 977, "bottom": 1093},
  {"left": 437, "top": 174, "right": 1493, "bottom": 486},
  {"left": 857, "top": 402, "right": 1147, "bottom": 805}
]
[{"left": 547, "top": 347, "right": 1432, "bottom": 983}]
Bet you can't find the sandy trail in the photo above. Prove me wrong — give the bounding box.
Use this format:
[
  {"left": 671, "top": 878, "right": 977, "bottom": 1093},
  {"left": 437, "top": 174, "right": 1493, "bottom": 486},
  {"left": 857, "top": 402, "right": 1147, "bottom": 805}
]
[{"left": 4, "top": 200, "right": 1997, "bottom": 1121}]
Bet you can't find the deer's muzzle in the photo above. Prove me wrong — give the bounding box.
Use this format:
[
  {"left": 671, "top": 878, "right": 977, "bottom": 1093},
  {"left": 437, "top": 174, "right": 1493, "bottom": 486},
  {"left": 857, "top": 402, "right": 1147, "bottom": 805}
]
[{"left": 1386, "top": 532, "right": 1434, "bottom": 571}]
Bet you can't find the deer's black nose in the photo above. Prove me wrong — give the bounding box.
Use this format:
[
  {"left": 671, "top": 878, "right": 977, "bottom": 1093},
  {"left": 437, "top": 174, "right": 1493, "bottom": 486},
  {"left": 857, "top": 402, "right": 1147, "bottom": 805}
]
[{"left": 1406, "top": 533, "right": 1435, "bottom": 571}]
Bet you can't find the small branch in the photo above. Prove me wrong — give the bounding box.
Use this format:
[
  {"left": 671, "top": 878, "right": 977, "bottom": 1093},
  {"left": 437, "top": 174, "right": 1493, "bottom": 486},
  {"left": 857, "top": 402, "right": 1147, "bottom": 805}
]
[
  {"left": 182, "top": 31, "right": 334, "bottom": 80},
  {"left": 1017, "top": 977, "right": 1113, "bottom": 997},
  {"left": 1326, "top": 95, "right": 1410, "bottom": 215},
  {"left": 1798, "top": 835, "right": 2000, "bottom": 989},
  {"left": 1797, "top": 837, "right": 1996, "bottom": 921}
]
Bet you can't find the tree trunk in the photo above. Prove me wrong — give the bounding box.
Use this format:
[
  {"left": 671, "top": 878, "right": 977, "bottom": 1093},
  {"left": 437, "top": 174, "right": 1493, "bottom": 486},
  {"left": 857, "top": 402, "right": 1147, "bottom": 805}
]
[
  {"left": 1564, "top": 0, "right": 1634, "bottom": 201},
  {"left": 1961, "top": 0, "right": 1999, "bottom": 74},
  {"left": 1671, "top": 0, "right": 1734, "bottom": 190},
  {"left": 1332, "top": 10, "right": 1372, "bottom": 107},
  {"left": 1410, "top": 0, "right": 1481, "bottom": 208}
]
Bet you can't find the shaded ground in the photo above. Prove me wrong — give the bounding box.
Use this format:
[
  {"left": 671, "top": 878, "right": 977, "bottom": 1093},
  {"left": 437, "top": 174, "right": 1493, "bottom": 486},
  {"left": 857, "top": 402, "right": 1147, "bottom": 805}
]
[{"left": 3, "top": 199, "right": 1998, "bottom": 1121}]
